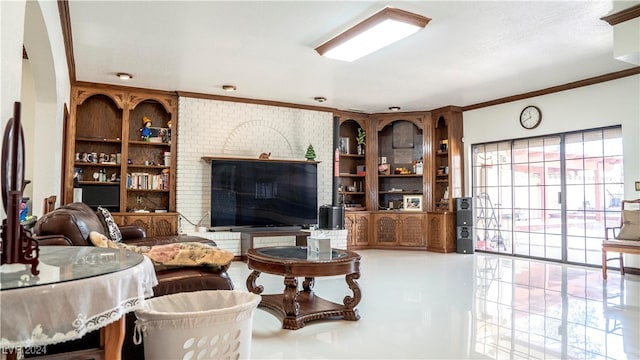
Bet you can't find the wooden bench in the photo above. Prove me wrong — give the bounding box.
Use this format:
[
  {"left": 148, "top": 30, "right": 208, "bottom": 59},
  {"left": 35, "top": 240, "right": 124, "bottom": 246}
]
[{"left": 602, "top": 199, "right": 640, "bottom": 279}]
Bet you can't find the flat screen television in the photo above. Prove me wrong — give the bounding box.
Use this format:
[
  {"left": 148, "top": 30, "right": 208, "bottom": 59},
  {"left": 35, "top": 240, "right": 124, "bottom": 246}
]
[
  {"left": 80, "top": 184, "right": 120, "bottom": 212},
  {"left": 210, "top": 159, "right": 318, "bottom": 228}
]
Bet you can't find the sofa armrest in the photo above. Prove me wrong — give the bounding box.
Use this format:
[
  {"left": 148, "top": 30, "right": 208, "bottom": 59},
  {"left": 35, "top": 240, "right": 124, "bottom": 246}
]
[
  {"left": 119, "top": 225, "right": 146, "bottom": 240},
  {"left": 33, "top": 235, "right": 73, "bottom": 246}
]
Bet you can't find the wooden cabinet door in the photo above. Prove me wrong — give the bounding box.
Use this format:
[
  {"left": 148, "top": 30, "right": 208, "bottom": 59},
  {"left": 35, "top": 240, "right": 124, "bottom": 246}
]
[
  {"left": 346, "top": 213, "right": 370, "bottom": 248},
  {"left": 354, "top": 213, "right": 370, "bottom": 247},
  {"left": 373, "top": 213, "right": 399, "bottom": 246},
  {"left": 345, "top": 213, "right": 356, "bottom": 246},
  {"left": 152, "top": 214, "right": 178, "bottom": 236},
  {"left": 123, "top": 213, "right": 178, "bottom": 236},
  {"left": 123, "top": 214, "right": 152, "bottom": 236},
  {"left": 398, "top": 213, "right": 425, "bottom": 247},
  {"left": 427, "top": 212, "right": 456, "bottom": 253}
]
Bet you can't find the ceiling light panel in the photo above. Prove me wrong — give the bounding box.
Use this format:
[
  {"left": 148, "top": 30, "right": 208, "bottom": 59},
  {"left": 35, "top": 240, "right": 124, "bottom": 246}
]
[{"left": 316, "top": 7, "right": 431, "bottom": 62}]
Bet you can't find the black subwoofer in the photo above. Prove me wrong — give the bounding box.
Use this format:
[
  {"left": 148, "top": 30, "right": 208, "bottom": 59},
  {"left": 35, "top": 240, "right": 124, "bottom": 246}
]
[{"left": 318, "top": 205, "right": 345, "bottom": 230}]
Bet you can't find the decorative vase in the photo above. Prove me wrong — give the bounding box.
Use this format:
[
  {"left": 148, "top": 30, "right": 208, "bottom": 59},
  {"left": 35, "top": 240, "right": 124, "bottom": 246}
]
[{"left": 357, "top": 144, "right": 365, "bottom": 155}]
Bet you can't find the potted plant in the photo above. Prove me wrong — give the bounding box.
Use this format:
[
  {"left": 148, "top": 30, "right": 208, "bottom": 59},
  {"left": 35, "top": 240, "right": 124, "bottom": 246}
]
[{"left": 356, "top": 128, "right": 366, "bottom": 155}]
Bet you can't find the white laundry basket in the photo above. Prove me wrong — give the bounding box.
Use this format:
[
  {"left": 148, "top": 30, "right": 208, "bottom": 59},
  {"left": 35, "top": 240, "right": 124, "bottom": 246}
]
[{"left": 134, "top": 290, "right": 261, "bottom": 360}]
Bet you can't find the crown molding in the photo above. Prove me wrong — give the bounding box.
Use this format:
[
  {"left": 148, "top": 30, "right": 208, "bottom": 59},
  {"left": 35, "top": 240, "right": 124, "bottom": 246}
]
[{"left": 601, "top": 4, "right": 640, "bottom": 26}]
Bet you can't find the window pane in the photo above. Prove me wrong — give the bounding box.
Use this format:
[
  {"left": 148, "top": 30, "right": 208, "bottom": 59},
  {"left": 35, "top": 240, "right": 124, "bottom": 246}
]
[
  {"left": 529, "top": 138, "right": 544, "bottom": 162},
  {"left": 545, "top": 234, "right": 562, "bottom": 260},
  {"left": 603, "top": 156, "right": 623, "bottom": 183},
  {"left": 583, "top": 131, "right": 603, "bottom": 158},
  {"left": 565, "top": 185, "right": 585, "bottom": 211},
  {"left": 514, "top": 163, "right": 530, "bottom": 186},
  {"left": 544, "top": 137, "right": 561, "bottom": 161},
  {"left": 565, "top": 133, "right": 583, "bottom": 160},
  {"left": 529, "top": 163, "right": 543, "bottom": 185},
  {"left": 513, "top": 140, "right": 529, "bottom": 164},
  {"left": 603, "top": 128, "right": 622, "bottom": 156},
  {"left": 567, "top": 236, "right": 585, "bottom": 263},
  {"left": 499, "top": 164, "right": 512, "bottom": 186},
  {"left": 545, "top": 185, "right": 561, "bottom": 210},
  {"left": 604, "top": 184, "right": 623, "bottom": 210},
  {"left": 545, "top": 161, "right": 561, "bottom": 186}
]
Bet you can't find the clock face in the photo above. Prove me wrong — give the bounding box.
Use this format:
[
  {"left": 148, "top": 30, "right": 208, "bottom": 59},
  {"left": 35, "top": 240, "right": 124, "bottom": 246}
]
[{"left": 520, "top": 106, "right": 542, "bottom": 129}]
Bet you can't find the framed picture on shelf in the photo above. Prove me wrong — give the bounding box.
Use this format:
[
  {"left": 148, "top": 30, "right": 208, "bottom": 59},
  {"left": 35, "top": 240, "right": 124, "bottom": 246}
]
[
  {"left": 148, "top": 127, "right": 170, "bottom": 143},
  {"left": 339, "top": 137, "right": 350, "bottom": 154},
  {"left": 403, "top": 195, "right": 423, "bottom": 211}
]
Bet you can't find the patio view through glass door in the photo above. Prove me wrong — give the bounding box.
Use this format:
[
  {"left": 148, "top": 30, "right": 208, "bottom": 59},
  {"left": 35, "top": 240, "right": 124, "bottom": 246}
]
[{"left": 472, "top": 127, "right": 623, "bottom": 266}]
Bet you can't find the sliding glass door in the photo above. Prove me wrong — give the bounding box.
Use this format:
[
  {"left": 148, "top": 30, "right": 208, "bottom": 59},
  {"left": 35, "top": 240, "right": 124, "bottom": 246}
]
[
  {"left": 564, "top": 129, "right": 624, "bottom": 265},
  {"left": 472, "top": 127, "right": 623, "bottom": 265}
]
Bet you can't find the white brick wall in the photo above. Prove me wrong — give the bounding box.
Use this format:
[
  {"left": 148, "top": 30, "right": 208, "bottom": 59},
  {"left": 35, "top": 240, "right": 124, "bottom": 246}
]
[
  {"left": 185, "top": 229, "right": 347, "bottom": 257},
  {"left": 176, "top": 97, "right": 334, "bottom": 229},
  {"left": 251, "top": 236, "right": 297, "bottom": 248},
  {"left": 183, "top": 230, "right": 242, "bottom": 255}
]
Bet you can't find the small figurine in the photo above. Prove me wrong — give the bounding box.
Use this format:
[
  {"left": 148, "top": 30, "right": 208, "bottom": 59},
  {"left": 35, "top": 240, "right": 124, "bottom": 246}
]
[
  {"left": 162, "top": 120, "right": 172, "bottom": 143},
  {"left": 141, "top": 117, "right": 152, "bottom": 141},
  {"left": 19, "top": 200, "right": 28, "bottom": 221},
  {"left": 259, "top": 152, "right": 271, "bottom": 160}
]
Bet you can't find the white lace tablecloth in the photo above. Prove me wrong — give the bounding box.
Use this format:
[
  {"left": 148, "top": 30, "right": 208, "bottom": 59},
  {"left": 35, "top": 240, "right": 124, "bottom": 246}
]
[{"left": 0, "top": 251, "right": 158, "bottom": 349}]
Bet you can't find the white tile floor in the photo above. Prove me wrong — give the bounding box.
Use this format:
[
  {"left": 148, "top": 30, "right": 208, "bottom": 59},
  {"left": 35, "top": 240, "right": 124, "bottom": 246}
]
[{"left": 226, "top": 249, "right": 640, "bottom": 360}]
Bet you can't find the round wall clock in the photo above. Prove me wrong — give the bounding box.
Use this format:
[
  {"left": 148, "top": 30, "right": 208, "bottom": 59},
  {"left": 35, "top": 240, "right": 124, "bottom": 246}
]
[{"left": 519, "top": 105, "right": 542, "bottom": 129}]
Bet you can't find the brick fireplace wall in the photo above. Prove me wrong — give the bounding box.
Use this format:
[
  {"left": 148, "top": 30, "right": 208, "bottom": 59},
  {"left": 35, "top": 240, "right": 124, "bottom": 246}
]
[{"left": 176, "top": 96, "right": 334, "bottom": 231}]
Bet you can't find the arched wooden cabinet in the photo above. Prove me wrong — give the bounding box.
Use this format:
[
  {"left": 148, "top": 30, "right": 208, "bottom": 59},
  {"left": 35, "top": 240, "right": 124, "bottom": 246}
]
[
  {"left": 64, "top": 84, "right": 178, "bottom": 235},
  {"left": 337, "top": 106, "right": 463, "bottom": 252},
  {"left": 338, "top": 115, "right": 368, "bottom": 211}
]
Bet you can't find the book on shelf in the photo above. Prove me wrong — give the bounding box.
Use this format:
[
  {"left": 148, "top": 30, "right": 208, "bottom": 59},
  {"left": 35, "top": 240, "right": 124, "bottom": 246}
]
[{"left": 127, "top": 171, "right": 169, "bottom": 190}]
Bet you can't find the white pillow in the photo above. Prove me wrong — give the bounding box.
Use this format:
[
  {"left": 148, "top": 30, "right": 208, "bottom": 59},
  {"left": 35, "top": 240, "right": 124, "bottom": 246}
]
[{"left": 96, "top": 206, "right": 123, "bottom": 242}]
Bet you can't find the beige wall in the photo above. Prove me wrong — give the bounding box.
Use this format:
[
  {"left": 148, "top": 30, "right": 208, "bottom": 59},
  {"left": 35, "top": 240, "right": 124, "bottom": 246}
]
[
  {"left": 463, "top": 74, "right": 640, "bottom": 198},
  {"left": 1, "top": 0, "right": 70, "bottom": 219}
]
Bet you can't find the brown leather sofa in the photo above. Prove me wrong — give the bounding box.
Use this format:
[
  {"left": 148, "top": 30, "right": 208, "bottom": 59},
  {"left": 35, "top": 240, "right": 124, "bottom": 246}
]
[{"left": 32, "top": 202, "right": 234, "bottom": 359}]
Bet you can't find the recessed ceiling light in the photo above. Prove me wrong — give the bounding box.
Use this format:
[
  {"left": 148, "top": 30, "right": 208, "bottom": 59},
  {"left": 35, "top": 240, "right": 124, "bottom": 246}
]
[
  {"left": 389, "top": 106, "right": 401, "bottom": 112},
  {"left": 314, "top": 97, "right": 327, "bottom": 103},
  {"left": 222, "top": 85, "right": 237, "bottom": 92},
  {"left": 315, "top": 7, "right": 431, "bottom": 62},
  {"left": 116, "top": 72, "right": 133, "bottom": 80}
]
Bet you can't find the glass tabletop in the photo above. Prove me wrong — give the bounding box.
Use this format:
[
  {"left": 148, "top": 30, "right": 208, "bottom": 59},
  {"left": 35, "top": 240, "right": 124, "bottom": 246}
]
[
  {"left": 255, "top": 246, "right": 347, "bottom": 260},
  {"left": 0, "top": 246, "right": 144, "bottom": 290}
]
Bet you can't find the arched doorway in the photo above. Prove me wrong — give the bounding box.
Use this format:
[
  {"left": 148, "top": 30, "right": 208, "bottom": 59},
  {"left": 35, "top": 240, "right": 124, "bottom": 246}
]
[{"left": 22, "top": 0, "right": 63, "bottom": 218}]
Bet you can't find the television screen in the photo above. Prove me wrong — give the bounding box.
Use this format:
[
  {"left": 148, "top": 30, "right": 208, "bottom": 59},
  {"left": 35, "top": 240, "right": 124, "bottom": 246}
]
[
  {"left": 210, "top": 159, "right": 318, "bottom": 227},
  {"left": 80, "top": 184, "right": 120, "bottom": 211}
]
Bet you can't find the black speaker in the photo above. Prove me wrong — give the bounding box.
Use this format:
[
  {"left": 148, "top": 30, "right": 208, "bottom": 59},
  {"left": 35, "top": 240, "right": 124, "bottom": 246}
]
[
  {"left": 456, "top": 197, "right": 473, "bottom": 226},
  {"left": 456, "top": 225, "right": 474, "bottom": 254},
  {"left": 318, "top": 205, "right": 345, "bottom": 230}
]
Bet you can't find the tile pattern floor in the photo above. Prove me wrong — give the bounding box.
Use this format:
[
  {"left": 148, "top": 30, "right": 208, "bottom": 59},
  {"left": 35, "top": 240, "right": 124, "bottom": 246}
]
[{"left": 226, "top": 249, "right": 640, "bottom": 359}]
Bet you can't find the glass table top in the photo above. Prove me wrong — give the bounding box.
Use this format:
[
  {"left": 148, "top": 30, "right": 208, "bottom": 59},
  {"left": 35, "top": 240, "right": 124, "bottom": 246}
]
[
  {"left": 0, "top": 246, "right": 144, "bottom": 290},
  {"left": 255, "top": 246, "right": 347, "bottom": 260}
]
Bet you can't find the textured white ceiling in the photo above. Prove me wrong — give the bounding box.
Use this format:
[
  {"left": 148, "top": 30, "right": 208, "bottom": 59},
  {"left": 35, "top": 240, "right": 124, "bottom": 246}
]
[{"left": 68, "top": 1, "right": 634, "bottom": 113}]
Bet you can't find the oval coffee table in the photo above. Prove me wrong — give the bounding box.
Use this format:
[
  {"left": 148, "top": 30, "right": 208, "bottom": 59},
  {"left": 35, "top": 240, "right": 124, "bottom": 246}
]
[{"left": 246, "top": 246, "right": 361, "bottom": 330}]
